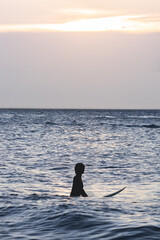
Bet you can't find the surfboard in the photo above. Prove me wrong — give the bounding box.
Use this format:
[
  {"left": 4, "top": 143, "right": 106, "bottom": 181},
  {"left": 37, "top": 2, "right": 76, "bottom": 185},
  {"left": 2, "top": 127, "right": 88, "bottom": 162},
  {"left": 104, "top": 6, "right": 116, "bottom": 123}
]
[{"left": 104, "top": 187, "right": 126, "bottom": 197}]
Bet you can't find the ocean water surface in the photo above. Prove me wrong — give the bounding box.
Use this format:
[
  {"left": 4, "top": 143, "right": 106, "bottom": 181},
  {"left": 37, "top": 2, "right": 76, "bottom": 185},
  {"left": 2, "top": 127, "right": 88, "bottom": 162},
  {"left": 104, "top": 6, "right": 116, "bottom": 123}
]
[{"left": 0, "top": 109, "right": 160, "bottom": 239}]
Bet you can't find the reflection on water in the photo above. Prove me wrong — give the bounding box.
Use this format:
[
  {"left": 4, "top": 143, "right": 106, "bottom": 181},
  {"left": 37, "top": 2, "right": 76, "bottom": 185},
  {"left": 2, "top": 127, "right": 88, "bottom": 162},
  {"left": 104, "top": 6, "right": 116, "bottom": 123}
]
[{"left": 0, "top": 109, "right": 160, "bottom": 239}]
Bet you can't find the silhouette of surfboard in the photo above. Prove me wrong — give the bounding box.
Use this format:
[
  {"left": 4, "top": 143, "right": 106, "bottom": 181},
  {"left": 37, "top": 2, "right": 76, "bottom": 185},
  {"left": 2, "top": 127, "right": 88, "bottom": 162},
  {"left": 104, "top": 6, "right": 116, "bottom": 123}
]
[{"left": 104, "top": 187, "right": 126, "bottom": 197}]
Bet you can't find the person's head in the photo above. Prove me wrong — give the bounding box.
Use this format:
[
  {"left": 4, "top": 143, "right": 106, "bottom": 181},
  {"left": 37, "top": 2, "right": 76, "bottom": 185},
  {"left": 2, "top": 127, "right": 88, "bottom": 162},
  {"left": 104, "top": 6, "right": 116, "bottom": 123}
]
[{"left": 75, "top": 163, "right": 85, "bottom": 175}]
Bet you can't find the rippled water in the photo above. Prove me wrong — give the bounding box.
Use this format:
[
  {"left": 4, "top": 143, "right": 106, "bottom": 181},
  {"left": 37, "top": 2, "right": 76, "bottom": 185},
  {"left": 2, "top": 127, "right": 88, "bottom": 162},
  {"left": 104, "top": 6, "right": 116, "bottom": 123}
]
[{"left": 0, "top": 109, "right": 160, "bottom": 239}]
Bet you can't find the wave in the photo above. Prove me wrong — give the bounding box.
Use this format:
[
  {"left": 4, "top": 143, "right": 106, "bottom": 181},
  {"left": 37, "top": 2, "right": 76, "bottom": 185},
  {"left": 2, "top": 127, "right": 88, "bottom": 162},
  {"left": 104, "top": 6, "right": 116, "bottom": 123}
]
[
  {"left": 110, "top": 124, "right": 160, "bottom": 129},
  {"left": 50, "top": 167, "right": 68, "bottom": 171},
  {"left": 127, "top": 116, "right": 160, "bottom": 119},
  {"left": 141, "top": 124, "right": 160, "bottom": 128},
  {"left": 102, "top": 166, "right": 127, "bottom": 169},
  {"left": 1, "top": 197, "right": 159, "bottom": 240},
  {"left": 0, "top": 193, "right": 19, "bottom": 199},
  {"left": 128, "top": 124, "right": 160, "bottom": 128},
  {"left": 95, "top": 116, "right": 116, "bottom": 120},
  {"left": 45, "top": 121, "right": 57, "bottom": 125},
  {"left": 27, "top": 210, "right": 160, "bottom": 239},
  {"left": 0, "top": 204, "right": 28, "bottom": 217},
  {"left": 24, "top": 193, "right": 53, "bottom": 200},
  {"left": 70, "top": 121, "right": 86, "bottom": 127},
  {"left": 109, "top": 225, "right": 160, "bottom": 240}
]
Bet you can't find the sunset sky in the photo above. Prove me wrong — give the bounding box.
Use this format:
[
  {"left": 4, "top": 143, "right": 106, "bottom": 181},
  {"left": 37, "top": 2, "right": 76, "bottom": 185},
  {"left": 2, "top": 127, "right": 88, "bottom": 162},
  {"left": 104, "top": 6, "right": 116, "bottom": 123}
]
[{"left": 0, "top": 0, "right": 160, "bottom": 108}]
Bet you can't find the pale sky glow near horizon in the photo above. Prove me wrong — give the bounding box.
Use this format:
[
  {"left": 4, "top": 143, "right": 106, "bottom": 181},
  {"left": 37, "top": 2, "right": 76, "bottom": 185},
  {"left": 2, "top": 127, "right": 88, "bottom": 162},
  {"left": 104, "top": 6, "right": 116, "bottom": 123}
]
[
  {"left": 0, "top": 0, "right": 160, "bottom": 109},
  {"left": 1, "top": 15, "right": 160, "bottom": 33}
]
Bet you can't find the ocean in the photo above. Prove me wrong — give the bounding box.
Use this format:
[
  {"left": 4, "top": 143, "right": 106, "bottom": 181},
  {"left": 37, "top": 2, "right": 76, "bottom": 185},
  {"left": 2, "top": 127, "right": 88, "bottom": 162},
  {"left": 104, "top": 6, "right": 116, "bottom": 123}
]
[{"left": 0, "top": 109, "right": 159, "bottom": 239}]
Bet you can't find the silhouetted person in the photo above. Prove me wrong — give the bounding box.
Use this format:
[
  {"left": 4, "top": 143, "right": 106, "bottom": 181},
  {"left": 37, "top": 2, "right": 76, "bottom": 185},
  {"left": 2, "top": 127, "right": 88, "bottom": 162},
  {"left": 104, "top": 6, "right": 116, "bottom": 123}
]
[{"left": 70, "top": 163, "right": 88, "bottom": 197}]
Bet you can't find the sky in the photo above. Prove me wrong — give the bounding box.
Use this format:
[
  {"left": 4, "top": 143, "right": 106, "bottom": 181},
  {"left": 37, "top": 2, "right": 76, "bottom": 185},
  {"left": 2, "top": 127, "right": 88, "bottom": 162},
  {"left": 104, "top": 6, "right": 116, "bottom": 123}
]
[{"left": 0, "top": 0, "right": 160, "bottom": 109}]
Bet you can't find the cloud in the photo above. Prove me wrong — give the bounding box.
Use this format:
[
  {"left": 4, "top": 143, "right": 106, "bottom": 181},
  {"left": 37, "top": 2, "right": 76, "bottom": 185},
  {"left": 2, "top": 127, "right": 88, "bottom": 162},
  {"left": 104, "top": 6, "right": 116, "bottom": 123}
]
[
  {"left": 0, "top": 15, "right": 160, "bottom": 33},
  {"left": 60, "top": 8, "right": 98, "bottom": 14}
]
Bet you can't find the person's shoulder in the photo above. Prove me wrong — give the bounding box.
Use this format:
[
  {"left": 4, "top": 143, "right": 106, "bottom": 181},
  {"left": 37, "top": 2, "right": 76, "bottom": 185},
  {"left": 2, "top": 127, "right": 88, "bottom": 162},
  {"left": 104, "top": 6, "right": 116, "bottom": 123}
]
[
  {"left": 74, "top": 175, "right": 78, "bottom": 180},
  {"left": 74, "top": 175, "right": 80, "bottom": 181}
]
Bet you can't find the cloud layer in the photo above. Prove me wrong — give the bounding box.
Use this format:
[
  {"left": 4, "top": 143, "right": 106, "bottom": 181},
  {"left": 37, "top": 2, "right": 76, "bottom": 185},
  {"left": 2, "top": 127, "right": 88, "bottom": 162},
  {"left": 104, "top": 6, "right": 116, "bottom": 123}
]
[{"left": 0, "top": 15, "right": 160, "bottom": 33}]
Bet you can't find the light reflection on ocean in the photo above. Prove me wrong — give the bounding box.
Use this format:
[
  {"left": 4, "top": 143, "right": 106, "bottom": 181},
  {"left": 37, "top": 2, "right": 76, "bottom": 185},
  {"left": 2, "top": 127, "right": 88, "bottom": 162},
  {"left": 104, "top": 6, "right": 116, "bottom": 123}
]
[{"left": 0, "top": 109, "right": 160, "bottom": 239}]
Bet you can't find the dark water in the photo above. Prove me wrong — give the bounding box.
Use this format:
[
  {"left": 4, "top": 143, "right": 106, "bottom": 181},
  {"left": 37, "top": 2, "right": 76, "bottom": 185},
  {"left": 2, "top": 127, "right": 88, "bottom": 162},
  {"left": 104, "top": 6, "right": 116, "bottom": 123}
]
[{"left": 0, "top": 109, "right": 160, "bottom": 239}]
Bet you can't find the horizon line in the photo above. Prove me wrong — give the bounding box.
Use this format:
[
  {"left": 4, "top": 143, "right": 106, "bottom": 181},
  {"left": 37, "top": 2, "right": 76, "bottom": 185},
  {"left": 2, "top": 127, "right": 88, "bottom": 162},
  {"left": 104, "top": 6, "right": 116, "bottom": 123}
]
[{"left": 0, "top": 107, "right": 159, "bottom": 111}]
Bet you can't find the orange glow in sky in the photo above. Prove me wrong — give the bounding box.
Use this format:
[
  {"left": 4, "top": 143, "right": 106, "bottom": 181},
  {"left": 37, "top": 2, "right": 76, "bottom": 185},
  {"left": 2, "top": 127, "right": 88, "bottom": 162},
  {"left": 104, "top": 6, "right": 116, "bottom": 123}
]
[{"left": 0, "top": 15, "right": 160, "bottom": 33}]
